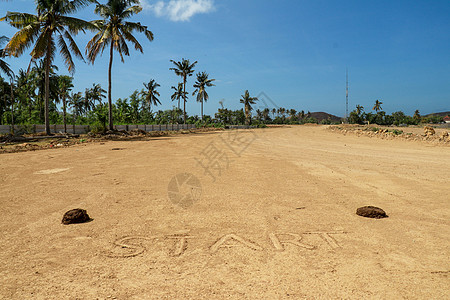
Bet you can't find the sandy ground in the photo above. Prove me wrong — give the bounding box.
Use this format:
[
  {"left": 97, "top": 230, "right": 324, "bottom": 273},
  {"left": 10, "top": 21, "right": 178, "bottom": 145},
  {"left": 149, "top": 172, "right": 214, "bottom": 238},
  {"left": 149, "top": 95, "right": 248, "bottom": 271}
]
[{"left": 0, "top": 125, "right": 449, "bottom": 299}]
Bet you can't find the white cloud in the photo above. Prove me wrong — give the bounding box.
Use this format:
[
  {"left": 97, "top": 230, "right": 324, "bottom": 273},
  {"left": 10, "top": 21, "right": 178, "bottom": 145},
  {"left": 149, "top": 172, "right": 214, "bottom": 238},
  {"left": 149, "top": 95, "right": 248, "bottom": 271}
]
[{"left": 142, "top": 0, "right": 215, "bottom": 22}]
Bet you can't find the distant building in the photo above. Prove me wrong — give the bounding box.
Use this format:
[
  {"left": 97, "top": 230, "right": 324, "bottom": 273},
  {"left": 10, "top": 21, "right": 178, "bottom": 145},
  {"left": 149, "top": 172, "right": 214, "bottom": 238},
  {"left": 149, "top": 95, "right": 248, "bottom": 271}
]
[{"left": 444, "top": 116, "right": 450, "bottom": 123}]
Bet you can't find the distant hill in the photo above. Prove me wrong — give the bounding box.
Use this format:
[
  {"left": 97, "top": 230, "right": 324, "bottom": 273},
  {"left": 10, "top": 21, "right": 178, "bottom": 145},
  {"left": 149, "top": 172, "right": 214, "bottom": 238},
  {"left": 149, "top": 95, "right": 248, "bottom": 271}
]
[
  {"left": 309, "top": 112, "right": 342, "bottom": 122},
  {"left": 425, "top": 111, "right": 450, "bottom": 117}
]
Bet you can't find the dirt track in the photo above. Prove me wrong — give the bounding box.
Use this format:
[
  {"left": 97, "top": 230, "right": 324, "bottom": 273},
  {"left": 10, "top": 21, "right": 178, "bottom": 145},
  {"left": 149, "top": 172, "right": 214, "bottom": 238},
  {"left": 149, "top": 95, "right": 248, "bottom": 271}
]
[{"left": 0, "top": 126, "right": 449, "bottom": 299}]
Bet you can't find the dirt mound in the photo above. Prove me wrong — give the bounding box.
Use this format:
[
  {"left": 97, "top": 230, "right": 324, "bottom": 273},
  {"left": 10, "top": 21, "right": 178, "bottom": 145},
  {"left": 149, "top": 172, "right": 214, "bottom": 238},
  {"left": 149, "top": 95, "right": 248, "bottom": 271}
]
[
  {"left": 424, "top": 126, "right": 435, "bottom": 136},
  {"left": 328, "top": 125, "right": 450, "bottom": 145},
  {"left": 0, "top": 134, "right": 27, "bottom": 143},
  {"left": 129, "top": 128, "right": 147, "bottom": 136},
  {"left": 356, "top": 206, "right": 388, "bottom": 219},
  {"left": 62, "top": 208, "right": 92, "bottom": 225}
]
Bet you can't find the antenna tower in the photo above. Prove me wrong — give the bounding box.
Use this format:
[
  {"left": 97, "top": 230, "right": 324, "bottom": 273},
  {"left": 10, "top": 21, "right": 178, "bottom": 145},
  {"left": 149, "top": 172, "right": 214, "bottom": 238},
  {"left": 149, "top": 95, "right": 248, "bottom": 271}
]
[{"left": 346, "top": 68, "right": 349, "bottom": 122}]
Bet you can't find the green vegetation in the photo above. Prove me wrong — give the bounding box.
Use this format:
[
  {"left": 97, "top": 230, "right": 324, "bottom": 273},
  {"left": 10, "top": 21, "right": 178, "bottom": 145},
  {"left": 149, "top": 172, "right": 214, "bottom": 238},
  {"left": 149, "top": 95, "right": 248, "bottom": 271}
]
[
  {"left": 170, "top": 58, "right": 197, "bottom": 124},
  {"left": 0, "top": 3, "right": 444, "bottom": 131},
  {"left": 348, "top": 101, "right": 444, "bottom": 126},
  {"left": 192, "top": 72, "right": 215, "bottom": 120},
  {"left": 2, "top": 0, "right": 95, "bottom": 134},
  {"left": 86, "top": 0, "right": 154, "bottom": 130},
  {"left": 240, "top": 90, "right": 258, "bottom": 125}
]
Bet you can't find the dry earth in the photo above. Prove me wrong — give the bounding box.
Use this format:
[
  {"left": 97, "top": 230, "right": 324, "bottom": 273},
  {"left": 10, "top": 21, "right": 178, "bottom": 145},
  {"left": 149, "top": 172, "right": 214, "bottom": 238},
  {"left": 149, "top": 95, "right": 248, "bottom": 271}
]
[{"left": 0, "top": 126, "right": 449, "bottom": 299}]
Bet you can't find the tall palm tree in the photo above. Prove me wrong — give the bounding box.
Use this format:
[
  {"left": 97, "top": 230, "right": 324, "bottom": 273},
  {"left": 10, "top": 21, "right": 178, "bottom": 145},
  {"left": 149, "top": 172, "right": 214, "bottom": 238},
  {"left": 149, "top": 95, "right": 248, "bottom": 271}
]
[
  {"left": 239, "top": 90, "right": 258, "bottom": 125},
  {"left": 0, "top": 36, "right": 13, "bottom": 79},
  {"left": 57, "top": 75, "right": 73, "bottom": 133},
  {"left": 141, "top": 79, "right": 161, "bottom": 112},
  {"left": 373, "top": 100, "right": 383, "bottom": 112},
  {"left": 169, "top": 58, "right": 197, "bottom": 124},
  {"left": 171, "top": 82, "right": 185, "bottom": 111},
  {"left": 356, "top": 105, "right": 364, "bottom": 115},
  {"left": 192, "top": 71, "right": 215, "bottom": 120},
  {"left": 86, "top": 0, "right": 154, "bottom": 131},
  {"left": 2, "top": 0, "right": 95, "bottom": 134}
]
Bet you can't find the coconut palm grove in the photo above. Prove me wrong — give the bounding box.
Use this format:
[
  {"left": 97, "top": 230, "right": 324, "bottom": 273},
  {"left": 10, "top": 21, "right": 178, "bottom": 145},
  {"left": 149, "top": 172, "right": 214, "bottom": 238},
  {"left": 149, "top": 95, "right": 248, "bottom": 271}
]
[{"left": 0, "top": 0, "right": 447, "bottom": 135}]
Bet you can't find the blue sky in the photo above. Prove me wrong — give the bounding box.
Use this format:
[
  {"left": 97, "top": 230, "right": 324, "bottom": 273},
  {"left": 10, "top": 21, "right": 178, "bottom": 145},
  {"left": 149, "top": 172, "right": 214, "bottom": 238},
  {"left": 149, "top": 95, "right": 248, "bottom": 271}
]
[{"left": 1, "top": 0, "right": 449, "bottom": 117}]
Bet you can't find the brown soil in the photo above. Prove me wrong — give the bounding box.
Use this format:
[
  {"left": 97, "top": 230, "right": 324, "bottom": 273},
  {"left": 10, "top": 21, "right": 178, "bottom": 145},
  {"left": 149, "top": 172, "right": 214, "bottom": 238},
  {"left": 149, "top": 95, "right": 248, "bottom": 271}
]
[{"left": 0, "top": 126, "right": 449, "bottom": 299}]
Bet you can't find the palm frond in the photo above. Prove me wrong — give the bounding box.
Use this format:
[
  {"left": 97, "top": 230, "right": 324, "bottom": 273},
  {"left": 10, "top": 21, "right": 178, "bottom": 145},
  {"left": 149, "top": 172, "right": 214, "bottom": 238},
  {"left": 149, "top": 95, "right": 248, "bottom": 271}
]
[
  {"left": 57, "top": 34, "right": 76, "bottom": 73},
  {"left": 1, "top": 12, "right": 38, "bottom": 29},
  {"left": 30, "top": 28, "right": 51, "bottom": 59},
  {"left": 6, "top": 24, "right": 40, "bottom": 57},
  {"left": 63, "top": 30, "right": 84, "bottom": 61},
  {"left": 60, "top": 16, "right": 98, "bottom": 34},
  {"left": 121, "top": 30, "right": 142, "bottom": 52},
  {"left": 121, "top": 5, "right": 142, "bottom": 18}
]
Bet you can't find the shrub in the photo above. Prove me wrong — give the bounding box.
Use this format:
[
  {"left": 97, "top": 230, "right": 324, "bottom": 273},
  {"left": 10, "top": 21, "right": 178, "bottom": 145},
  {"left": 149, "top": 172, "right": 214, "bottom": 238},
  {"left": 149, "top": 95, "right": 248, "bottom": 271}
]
[
  {"left": 90, "top": 122, "right": 106, "bottom": 134},
  {"left": 391, "top": 129, "right": 403, "bottom": 135}
]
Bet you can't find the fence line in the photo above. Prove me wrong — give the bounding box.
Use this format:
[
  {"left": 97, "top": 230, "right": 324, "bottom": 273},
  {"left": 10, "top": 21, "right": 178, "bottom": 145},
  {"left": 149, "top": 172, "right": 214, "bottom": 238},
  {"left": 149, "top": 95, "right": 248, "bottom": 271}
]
[{"left": 0, "top": 124, "right": 254, "bottom": 135}]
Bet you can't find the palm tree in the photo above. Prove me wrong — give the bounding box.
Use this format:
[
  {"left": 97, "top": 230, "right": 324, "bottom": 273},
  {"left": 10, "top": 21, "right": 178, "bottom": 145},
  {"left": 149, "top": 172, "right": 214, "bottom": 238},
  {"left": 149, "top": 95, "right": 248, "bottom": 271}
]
[
  {"left": 0, "top": 36, "right": 15, "bottom": 131},
  {"left": 356, "top": 105, "right": 364, "bottom": 115},
  {"left": 373, "top": 100, "right": 383, "bottom": 112},
  {"left": 16, "top": 69, "right": 36, "bottom": 120},
  {"left": 57, "top": 75, "right": 73, "bottom": 133},
  {"left": 262, "top": 108, "right": 270, "bottom": 123},
  {"left": 192, "top": 71, "right": 215, "bottom": 120},
  {"left": 68, "top": 91, "right": 85, "bottom": 124},
  {"left": 86, "top": 83, "right": 106, "bottom": 106},
  {"left": 0, "top": 36, "right": 13, "bottom": 79},
  {"left": 239, "top": 90, "right": 258, "bottom": 125},
  {"left": 86, "top": 0, "right": 154, "bottom": 131},
  {"left": 299, "top": 110, "right": 305, "bottom": 119},
  {"left": 29, "top": 60, "right": 59, "bottom": 123},
  {"left": 169, "top": 58, "right": 197, "bottom": 124},
  {"left": 2, "top": 0, "right": 95, "bottom": 134},
  {"left": 289, "top": 109, "right": 297, "bottom": 119},
  {"left": 142, "top": 79, "right": 161, "bottom": 112},
  {"left": 171, "top": 83, "right": 185, "bottom": 111}
]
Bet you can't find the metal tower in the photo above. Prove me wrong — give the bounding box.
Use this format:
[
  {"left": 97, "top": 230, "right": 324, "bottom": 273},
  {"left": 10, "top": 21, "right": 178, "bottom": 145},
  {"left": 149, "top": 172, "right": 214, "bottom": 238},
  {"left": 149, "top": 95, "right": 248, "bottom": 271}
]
[{"left": 346, "top": 68, "right": 349, "bottom": 121}]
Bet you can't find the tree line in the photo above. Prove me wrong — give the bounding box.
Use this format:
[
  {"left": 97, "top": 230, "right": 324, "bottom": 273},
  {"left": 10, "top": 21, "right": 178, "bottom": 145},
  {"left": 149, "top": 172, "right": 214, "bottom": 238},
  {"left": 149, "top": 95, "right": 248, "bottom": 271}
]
[
  {"left": 348, "top": 100, "right": 444, "bottom": 126},
  {"left": 0, "top": 0, "right": 443, "bottom": 134}
]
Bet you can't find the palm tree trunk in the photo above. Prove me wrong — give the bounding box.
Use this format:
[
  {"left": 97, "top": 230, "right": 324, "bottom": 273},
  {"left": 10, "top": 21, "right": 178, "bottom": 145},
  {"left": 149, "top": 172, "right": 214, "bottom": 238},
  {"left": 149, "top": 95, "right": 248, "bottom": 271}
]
[
  {"left": 201, "top": 100, "right": 203, "bottom": 120},
  {"left": 10, "top": 81, "right": 14, "bottom": 135},
  {"left": 244, "top": 105, "right": 248, "bottom": 125},
  {"left": 62, "top": 95, "right": 67, "bottom": 133},
  {"left": 45, "top": 41, "right": 51, "bottom": 135},
  {"left": 0, "top": 96, "right": 3, "bottom": 125},
  {"left": 108, "top": 42, "right": 114, "bottom": 131},
  {"left": 183, "top": 76, "right": 186, "bottom": 124}
]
